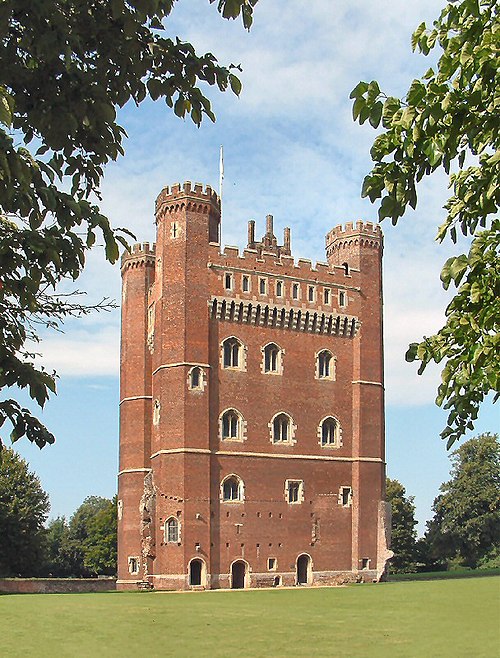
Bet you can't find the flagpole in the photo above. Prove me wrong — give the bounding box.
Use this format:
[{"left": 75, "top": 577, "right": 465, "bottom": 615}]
[{"left": 219, "top": 145, "right": 224, "bottom": 224}]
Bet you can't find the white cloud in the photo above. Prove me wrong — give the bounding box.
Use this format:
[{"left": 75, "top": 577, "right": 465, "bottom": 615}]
[{"left": 32, "top": 326, "right": 119, "bottom": 378}]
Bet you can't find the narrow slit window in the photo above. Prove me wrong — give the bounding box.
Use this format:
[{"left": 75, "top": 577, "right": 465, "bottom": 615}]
[
  {"left": 276, "top": 280, "right": 283, "bottom": 297},
  {"left": 259, "top": 278, "right": 267, "bottom": 295},
  {"left": 339, "top": 291, "right": 346, "bottom": 307},
  {"left": 308, "top": 286, "right": 315, "bottom": 302},
  {"left": 292, "top": 283, "right": 299, "bottom": 300},
  {"left": 324, "top": 288, "right": 330, "bottom": 304},
  {"left": 242, "top": 275, "right": 250, "bottom": 292}
]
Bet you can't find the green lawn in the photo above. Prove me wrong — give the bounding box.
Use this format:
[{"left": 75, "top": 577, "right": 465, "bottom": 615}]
[{"left": 1, "top": 577, "right": 499, "bottom": 657}]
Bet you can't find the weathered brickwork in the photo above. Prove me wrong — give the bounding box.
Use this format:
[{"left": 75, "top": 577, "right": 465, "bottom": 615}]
[{"left": 117, "top": 181, "right": 390, "bottom": 591}]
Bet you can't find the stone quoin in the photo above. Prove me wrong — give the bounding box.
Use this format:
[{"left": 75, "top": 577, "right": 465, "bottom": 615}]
[{"left": 117, "top": 181, "right": 391, "bottom": 590}]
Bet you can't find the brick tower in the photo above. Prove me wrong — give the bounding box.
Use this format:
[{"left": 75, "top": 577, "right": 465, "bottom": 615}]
[{"left": 117, "top": 182, "right": 390, "bottom": 590}]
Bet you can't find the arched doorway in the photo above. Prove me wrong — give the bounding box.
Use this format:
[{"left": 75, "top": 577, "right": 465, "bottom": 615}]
[
  {"left": 189, "top": 559, "right": 205, "bottom": 587},
  {"left": 231, "top": 560, "right": 248, "bottom": 589},
  {"left": 296, "top": 554, "right": 312, "bottom": 585}
]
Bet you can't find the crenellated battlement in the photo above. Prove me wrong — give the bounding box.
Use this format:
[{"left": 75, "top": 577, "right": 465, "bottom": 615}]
[
  {"left": 121, "top": 242, "right": 156, "bottom": 271},
  {"left": 325, "top": 222, "right": 383, "bottom": 257},
  {"left": 208, "top": 242, "right": 340, "bottom": 278},
  {"left": 325, "top": 221, "right": 382, "bottom": 246},
  {"left": 155, "top": 181, "right": 220, "bottom": 215}
]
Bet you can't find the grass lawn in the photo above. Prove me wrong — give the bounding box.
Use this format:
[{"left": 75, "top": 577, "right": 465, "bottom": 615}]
[{"left": 1, "top": 577, "right": 499, "bottom": 657}]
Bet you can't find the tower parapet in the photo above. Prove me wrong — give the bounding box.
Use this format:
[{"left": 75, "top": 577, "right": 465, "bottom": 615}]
[
  {"left": 121, "top": 243, "right": 156, "bottom": 272},
  {"left": 155, "top": 181, "right": 220, "bottom": 215},
  {"left": 325, "top": 221, "right": 382, "bottom": 260}
]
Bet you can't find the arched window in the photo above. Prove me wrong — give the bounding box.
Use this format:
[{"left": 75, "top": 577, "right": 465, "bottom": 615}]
[
  {"left": 220, "top": 409, "right": 244, "bottom": 441},
  {"left": 317, "top": 350, "right": 334, "bottom": 379},
  {"left": 263, "top": 343, "right": 281, "bottom": 374},
  {"left": 221, "top": 475, "right": 244, "bottom": 502},
  {"left": 165, "top": 517, "right": 179, "bottom": 543},
  {"left": 271, "top": 413, "right": 295, "bottom": 444},
  {"left": 222, "top": 337, "right": 244, "bottom": 369},
  {"left": 320, "top": 417, "right": 340, "bottom": 447},
  {"left": 342, "top": 262, "right": 349, "bottom": 276},
  {"left": 189, "top": 367, "right": 202, "bottom": 389}
]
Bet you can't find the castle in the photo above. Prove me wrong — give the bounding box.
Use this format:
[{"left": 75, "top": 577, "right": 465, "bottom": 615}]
[{"left": 117, "top": 181, "right": 390, "bottom": 590}]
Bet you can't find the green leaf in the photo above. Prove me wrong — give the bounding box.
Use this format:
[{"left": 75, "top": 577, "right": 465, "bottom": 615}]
[{"left": 229, "top": 73, "right": 242, "bottom": 96}]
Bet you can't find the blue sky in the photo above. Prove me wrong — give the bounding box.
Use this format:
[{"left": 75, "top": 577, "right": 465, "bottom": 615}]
[{"left": 14, "top": 0, "right": 498, "bottom": 534}]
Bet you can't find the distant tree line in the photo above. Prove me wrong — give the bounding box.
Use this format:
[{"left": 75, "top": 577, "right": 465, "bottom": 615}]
[
  {"left": 387, "top": 433, "right": 500, "bottom": 573},
  {"left": 0, "top": 448, "right": 116, "bottom": 577},
  {"left": 1, "top": 433, "right": 498, "bottom": 577}
]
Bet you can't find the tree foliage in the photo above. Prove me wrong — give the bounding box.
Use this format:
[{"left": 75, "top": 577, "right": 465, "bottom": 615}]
[
  {"left": 386, "top": 477, "right": 418, "bottom": 573},
  {"left": 0, "top": 0, "right": 259, "bottom": 449},
  {"left": 424, "top": 433, "right": 500, "bottom": 567},
  {"left": 0, "top": 447, "right": 50, "bottom": 576},
  {"left": 351, "top": 0, "right": 499, "bottom": 447},
  {"left": 43, "top": 496, "right": 117, "bottom": 577}
]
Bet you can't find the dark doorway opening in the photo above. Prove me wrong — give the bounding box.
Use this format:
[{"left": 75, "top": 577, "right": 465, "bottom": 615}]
[
  {"left": 231, "top": 560, "right": 246, "bottom": 589},
  {"left": 296, "top": 554, "right": 310, "bottom": 585},
  {"left": 189, "top": 559, "right": 203, "bottom": 586}
]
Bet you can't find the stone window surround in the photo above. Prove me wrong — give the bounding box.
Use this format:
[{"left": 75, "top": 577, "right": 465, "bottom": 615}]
[
  {"left": 220, "top": 335, "right": 247, "bottom": 371},
  {"left": 128, "top": 556, "right": 140, "bottom": 574},
  {"left": 260, "top": 342, "right": 285, "bottom": 376},
  {"left": 285, "top": 479, "right": 304, "bottom": 504},
  {"left": 163, "top": 516, "right": 181, "bottom": 544},
  {"left": 269, "top": 411, "right": 297, "bottom": 445},
  {"left": 219, "top": 408, "right": 247, "bottom": 442},
  {"left": 224, "top": 271, "right": 234, "bottom": 291},
  {"left": 220, "top": 474, "right": 245, "bottom": 502},
  {"left": 338, "top": 486, "right": 353, "bottom": 507},
  {"left": 317, "top": 415, "right": 343, "bottom": 448},
  {"left": 187, "top": 366, "right": 207, "bottom": 392},
  {"left": 267, "top": 557, "right": 277, "bottom": 571},
  {"left": 315, "top": 349, "right": 336, "bottom": 381}
]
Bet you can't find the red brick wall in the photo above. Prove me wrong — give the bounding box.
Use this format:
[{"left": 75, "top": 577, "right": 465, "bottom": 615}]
[{"left": 117, "top": 183, "right": 386, "bottom": 590}]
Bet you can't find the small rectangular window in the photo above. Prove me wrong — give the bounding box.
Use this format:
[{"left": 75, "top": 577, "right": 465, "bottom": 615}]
[
  {"left": 340, "top": 486, "right": 352, "bottom": 507},
  {"left": 276, "top": 280, "right": 283, "bottom": 297},
  {"left": 259, "top": 278, "right": 267, "bottom": 295},
  {"left": 268, "top": 557, "right": 277, "bottom": 571},
  {"left": 128, "top": 557, "right": 139, "bottom": 574},
  {"left": 286, "top": 480, "right": 303, "bottom": 504},
  {"left": 339, "top": 291, "right": 346, "bottom": 307},
  {"left": 308, "top": 286, "right": 315, "bottom": 302},
  {"left": 242, "top": 275, "right": 250, "bottom": 292},
  {"left": 292, "top": 283, "right": 299, "bottom": 300},
  {"left": 361, "top": 558, "right": 370, "bottom": 570},
  {"left": 224, "top": 273, "right": 233, "bottom": 290},
  {"left": 324, "top": 288, "right": 330, "bottom": 304}
]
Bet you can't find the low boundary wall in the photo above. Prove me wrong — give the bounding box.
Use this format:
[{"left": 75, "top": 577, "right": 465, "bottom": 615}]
[{"left": 0, "top": 578, "right": 117, "bottom": 594}]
